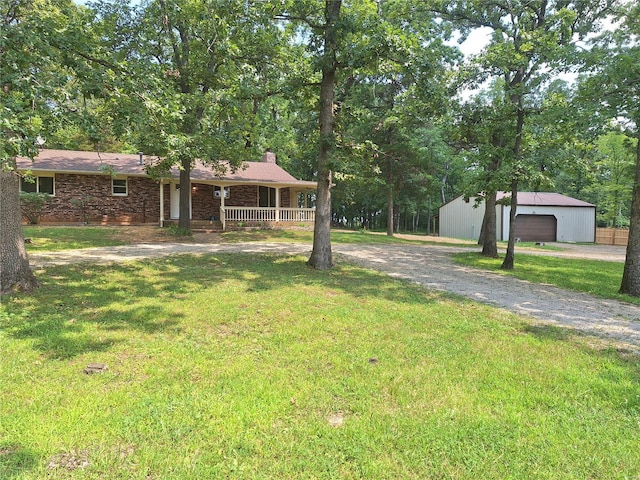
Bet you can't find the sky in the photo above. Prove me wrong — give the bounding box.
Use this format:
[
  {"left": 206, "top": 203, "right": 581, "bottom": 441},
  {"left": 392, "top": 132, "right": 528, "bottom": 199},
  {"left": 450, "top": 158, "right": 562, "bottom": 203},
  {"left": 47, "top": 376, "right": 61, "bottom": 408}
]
[{"left": 456, "top": 27, "right": 494, "bottom": 57}]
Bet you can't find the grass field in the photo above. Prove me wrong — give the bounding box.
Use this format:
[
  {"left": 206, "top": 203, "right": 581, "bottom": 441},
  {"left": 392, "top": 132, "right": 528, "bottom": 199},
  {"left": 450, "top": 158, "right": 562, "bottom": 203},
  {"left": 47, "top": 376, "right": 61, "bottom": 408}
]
[
  {"left": 452, "top": 252, "right": 636, "bottom": 304},
  {"left": 22, "top": 225, "right": 479, "bottom": 250},
  {"left": 22, "top": 226, "right": 130, "bottom": 251},
  {"left": 2, "top": 252, "right": 640, "bottom": 479}
]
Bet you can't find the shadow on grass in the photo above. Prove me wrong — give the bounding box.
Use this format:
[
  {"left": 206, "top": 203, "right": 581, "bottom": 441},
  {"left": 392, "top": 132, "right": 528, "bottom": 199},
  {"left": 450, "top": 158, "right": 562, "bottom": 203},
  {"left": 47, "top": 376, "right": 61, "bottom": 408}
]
[
  {"left": 452, "top": 251, "right": 637, "bottom": 303},
  {"left": 0, "top": 443, "right": 39, "bottom": 479},
  {"left": 1, "top": 261, "right": 189, "bottom": 359},
  {"left": 521, "top": 323, "right": 640, "bottom": 412},
  {"left": 523, "top": 323, "right": 639, "bottom": 357},
  {"left": 0, "top": 252, "right": 436, "bottom": 359}
]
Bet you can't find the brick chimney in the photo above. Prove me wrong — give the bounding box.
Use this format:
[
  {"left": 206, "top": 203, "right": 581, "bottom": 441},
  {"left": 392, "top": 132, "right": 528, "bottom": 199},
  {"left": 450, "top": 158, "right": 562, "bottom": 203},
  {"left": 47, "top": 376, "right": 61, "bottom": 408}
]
[{"left": 261, "top": 149, "right": 276, "bottom": 163}]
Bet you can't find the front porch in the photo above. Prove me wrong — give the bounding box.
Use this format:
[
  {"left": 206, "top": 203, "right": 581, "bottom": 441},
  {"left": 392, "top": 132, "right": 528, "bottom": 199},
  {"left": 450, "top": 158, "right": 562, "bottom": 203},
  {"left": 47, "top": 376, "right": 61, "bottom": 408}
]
[
  {"left": 160, "top": 179, "right": 316, "bottom": 231},
  {"left": 165, "top": 206, "right": 315, "bottom": 231},
  {"left": 219, "top": 206, "right": 315, "bottom": 230}
]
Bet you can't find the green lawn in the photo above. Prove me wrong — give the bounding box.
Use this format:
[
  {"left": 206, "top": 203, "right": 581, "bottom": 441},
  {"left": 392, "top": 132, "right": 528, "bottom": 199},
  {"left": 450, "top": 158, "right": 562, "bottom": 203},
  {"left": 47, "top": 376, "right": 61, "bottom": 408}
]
[
  {"left": 2, "top": 253, "right": 639, "bottom": 479},
  {"left": 452, "top": 252, "right": 635, "bottom": 303},
  {"left": 197, "top": 227, "right": 477, "bottom": 247},
  {"left": 22, "top": 225, "right": 478, "bottom": 251},
  {"left": 23, "top": 226, "right": 129, "bottom": 251}
]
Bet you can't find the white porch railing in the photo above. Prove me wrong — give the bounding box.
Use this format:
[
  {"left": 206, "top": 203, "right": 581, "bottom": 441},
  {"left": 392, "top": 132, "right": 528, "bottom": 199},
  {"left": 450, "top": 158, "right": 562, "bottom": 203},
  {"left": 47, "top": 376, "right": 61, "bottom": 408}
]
[{"left": 220, "top": 207, "right": 315, "bottom": 230}]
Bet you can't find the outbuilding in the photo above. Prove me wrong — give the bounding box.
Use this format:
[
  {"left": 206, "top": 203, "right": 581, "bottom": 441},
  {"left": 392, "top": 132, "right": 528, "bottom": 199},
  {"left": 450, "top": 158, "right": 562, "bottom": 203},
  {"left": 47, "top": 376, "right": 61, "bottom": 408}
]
[{"left": 439, "top": 192, "right": 596, "bottom": 243}]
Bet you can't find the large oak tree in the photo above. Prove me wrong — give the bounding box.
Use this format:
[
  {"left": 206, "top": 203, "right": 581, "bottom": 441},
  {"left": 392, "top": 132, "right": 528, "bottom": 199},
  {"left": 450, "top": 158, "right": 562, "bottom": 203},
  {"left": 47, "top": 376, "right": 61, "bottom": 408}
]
[
  {"left": 1, "top": 0, "right": 85, "bottom": 294},
  {"left": 432, "top": 0, "right": 618, "bottom": 268},
  {"left": 278, "top": 0, "right": 379, "bottom": 269},
  {"left": 90, "top": 0, "right": 286, "bottom": 231},
  {"left": 580, "top": 3, "right": 640, "bottom": 295}
]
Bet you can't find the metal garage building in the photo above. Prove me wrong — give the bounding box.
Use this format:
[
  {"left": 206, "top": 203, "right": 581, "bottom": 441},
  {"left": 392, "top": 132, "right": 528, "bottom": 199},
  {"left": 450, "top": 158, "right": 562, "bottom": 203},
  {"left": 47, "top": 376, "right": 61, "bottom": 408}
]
[{"left": 439, "top": 192, "right": 596, "bottom": 243}]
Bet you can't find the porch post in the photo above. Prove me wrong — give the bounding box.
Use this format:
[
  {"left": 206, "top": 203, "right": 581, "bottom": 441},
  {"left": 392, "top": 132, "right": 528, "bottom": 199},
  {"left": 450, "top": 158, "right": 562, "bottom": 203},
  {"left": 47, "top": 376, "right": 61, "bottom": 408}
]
[
  {"left": 275, "top": 187, "right": 281, "bottom": 222},
  {"left": 159, "top": 182, "right": 164, "bottom": 227},
  {"left": 219, "top": 185, "right": 226, "bottom": 231}
]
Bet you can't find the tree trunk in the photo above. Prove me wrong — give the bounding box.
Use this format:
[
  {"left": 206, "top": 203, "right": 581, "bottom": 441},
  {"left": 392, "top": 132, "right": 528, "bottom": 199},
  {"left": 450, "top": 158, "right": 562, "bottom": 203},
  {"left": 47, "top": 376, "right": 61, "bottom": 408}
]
[
  {"left": 481, "top": 192, "right": 499, "bottom": 257},
  {"left": 501, "top": 98, "right": 525, "bottom": 270},
  {"left": 308, "top": 0, "right": 341, "bottom": 270},
  {"left": 178, "top": 159, "right": 191, "bottom": 231},
  {"left": 478, "top": 208, "right": 487, "bottom": 245},
  {"left": 386, "top": 186, "right": 394, "bottom": 236},
  {"left": 501, "top": 179, "right": 518, "bottom": 270},
  {"left": 1, "top": 170, "right": 40, "bottom": 295},
  {"left": 440, "top": 171, "right": 448, "bottom": 204},
  {"left": 620, "top": 130, "right": 640, "bottom": 295}
]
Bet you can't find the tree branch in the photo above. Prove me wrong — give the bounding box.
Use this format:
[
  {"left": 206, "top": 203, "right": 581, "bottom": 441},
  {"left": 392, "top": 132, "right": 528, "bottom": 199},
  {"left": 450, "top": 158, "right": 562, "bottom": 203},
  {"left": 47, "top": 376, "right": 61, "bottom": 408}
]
[{"left": 274, "top": 14, "right": 323, "bottom": 31}]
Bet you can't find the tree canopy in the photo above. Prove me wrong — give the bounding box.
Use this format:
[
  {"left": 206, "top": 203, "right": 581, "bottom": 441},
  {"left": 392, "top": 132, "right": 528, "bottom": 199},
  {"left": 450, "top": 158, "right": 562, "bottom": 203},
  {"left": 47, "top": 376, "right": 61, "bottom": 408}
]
[{"left": 3, "top": 0, "right": 640, "bottom": 292}]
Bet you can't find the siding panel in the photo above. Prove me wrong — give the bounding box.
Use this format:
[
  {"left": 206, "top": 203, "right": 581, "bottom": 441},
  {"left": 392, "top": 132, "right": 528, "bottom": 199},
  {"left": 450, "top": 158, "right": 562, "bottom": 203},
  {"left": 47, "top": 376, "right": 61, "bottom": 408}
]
[{"left": 439, "top": 196, "right": 500, "bottom": 240}]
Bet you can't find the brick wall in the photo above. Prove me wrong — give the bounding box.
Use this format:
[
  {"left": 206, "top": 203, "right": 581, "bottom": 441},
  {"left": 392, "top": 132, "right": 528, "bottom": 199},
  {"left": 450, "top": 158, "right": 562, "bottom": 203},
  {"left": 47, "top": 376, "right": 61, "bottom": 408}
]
[
  {"left": 227, "top": 185, "right": 258, "bottom": 207},
  {"left": 38, "top": 175, "right": 296, "bottom": 223},
  {"left": 39, "top": 174, "right": 160, "bottom": 224},
  {"left": 192, "top": 184, "right": 215, "bottom": 220}
]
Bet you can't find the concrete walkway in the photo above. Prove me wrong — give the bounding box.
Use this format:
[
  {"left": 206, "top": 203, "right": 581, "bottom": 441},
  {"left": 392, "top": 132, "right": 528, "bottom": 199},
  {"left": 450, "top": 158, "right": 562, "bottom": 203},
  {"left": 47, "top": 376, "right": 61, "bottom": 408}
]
[{"left": 29, "top": 241, "right": 640, "bottom": 353}]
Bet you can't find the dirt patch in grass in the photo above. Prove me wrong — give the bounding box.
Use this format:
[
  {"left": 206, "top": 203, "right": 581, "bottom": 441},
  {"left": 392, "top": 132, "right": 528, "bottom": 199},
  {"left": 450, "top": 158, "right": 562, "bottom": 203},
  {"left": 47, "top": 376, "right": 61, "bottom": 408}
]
[
  {"left": 109, "top": 225, "right": 224, "bottom": 244},
  {"left": 47, "top": 450, "right": 90, "bottom": 471}
]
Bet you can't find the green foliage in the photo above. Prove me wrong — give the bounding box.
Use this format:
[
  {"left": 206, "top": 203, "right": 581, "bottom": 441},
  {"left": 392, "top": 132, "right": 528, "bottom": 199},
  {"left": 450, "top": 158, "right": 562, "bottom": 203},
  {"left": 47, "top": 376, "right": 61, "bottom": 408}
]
[
  {"left": 579, "top": 2, "right": 640, "bottom": 129},
  {"left": 19, "top": 192, "right": 51, "bottom": 225},
  {"left": 2, "top": 253, "right": 640, "bottom": 477},
  {"left": 2, "top": 0, "right": 633, "bottom": 264},
  {"left": 315, "top": 0, "right": 459, "bottom": 233},
  {"left": 166, "top": 224, "right": 193, "bottom": 237},
  {"left": 449, "top": 0, "right": 617, "bottom": 265},
  {"left": 584, "top": 131, "right": 637, "bottom": 228},
  {"left": 45, "top": 124, "right": 134, "bottom": 153},
  {"left": 578, "top": 2, "right": 640, "bottom": 295},
  {"left": 0, "top": 0, "right": 89, "bottom": 164},
  {"left": 80, "top": 0, "right": 294, "bottom": 227}
]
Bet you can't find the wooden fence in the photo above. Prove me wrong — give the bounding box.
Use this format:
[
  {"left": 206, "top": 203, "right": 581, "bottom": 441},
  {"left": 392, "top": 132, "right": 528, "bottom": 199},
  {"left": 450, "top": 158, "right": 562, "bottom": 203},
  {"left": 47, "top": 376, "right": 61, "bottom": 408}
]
[{"left": 596, "top": 228, "right": 629, "bottom": 246}]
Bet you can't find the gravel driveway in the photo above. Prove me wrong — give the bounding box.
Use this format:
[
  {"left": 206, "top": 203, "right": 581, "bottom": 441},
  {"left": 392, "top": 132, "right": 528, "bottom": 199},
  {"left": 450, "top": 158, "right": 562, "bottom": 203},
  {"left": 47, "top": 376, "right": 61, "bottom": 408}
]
[{"left": 29, "top": 241, "right": 640, "bottom": 353}]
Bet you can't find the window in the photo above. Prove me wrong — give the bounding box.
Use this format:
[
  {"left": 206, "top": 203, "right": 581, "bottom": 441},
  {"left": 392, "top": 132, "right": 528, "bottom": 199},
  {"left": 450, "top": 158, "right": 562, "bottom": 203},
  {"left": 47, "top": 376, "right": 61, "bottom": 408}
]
[
  {"left": 259, "top": 186, "right": 276, "bottom": 207},
  {"left": 214, "top": 186, "right": 230, "bottom": 198},
  {"left": 20, "top": 175, "right": 54, "bottom": 195},
  {"left": 112, "top": 178, "right": 128, "bottom": 196}
]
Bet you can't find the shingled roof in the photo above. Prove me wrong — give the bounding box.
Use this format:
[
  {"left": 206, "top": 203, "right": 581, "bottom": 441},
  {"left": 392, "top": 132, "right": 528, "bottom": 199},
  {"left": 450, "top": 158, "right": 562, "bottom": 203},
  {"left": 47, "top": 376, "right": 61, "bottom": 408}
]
[{"left": 16, "top": 149, "right": 317, "bottom": 188}]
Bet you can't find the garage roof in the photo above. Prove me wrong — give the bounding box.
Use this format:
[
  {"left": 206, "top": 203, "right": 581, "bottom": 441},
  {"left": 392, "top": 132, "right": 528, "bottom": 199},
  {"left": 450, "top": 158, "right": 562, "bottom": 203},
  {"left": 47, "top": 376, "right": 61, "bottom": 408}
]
[{"left": 497, "top": 192, "right": 594, "bottom": 207}]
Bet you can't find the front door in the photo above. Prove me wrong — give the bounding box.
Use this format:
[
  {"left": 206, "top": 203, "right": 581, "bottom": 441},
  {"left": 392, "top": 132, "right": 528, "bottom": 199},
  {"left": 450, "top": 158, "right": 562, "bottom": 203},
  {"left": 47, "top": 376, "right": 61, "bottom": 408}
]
[{"left": 170, "top": 183, "right": 192, "bottom": 219}]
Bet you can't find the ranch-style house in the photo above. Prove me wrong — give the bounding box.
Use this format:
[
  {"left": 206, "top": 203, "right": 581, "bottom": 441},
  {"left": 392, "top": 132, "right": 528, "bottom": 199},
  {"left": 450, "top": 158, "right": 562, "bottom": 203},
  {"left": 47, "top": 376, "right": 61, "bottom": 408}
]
[{"left": 16, "top": 149, "right": 317, "bottom": 230}]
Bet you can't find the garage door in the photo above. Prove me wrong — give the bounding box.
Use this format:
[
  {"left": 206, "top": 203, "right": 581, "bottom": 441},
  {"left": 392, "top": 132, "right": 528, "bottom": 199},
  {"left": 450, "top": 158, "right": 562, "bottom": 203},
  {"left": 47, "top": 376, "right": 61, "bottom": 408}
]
[{"left": 514, "top": 214, "right": 557, "bottom": 242}]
